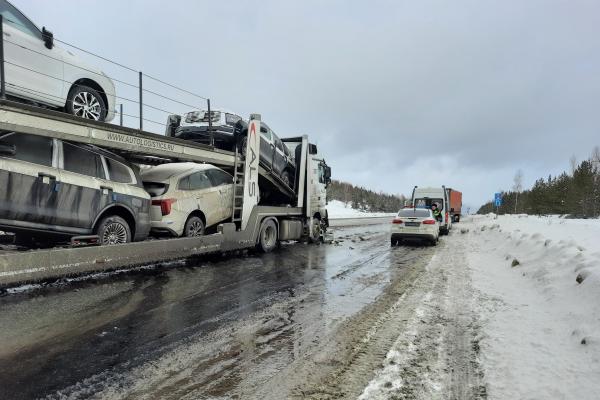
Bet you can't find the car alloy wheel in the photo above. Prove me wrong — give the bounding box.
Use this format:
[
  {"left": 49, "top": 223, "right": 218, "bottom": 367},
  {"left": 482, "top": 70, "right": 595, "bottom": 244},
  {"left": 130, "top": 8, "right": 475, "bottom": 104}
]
[
  {"left": 102, "top": 221, "right": 128, "bottom": 245},
  {"left": 187, "top": 220, "right": 204, "bottom": 236},
  {"left": 72, "top": 91, "right": 102, "bottom": 120}
]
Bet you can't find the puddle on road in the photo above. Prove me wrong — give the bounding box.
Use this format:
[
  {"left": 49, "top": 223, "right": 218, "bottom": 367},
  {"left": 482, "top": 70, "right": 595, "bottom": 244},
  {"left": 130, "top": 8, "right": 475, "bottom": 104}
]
[{"left": 0, "top": 223, "right": 427, "bottom": 399}]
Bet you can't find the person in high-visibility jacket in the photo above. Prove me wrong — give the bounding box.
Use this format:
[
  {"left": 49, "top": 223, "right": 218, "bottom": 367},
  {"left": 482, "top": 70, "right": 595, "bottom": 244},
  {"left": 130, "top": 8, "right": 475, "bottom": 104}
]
[{"left": 431, "top": 203, "right": 442, "bottom": 221}]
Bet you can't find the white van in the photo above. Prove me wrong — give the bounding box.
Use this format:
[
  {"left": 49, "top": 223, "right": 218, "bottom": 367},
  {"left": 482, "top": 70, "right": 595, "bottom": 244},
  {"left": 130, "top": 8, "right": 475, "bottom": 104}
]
[{"left": 411, "top": 186, "right": 452, "bottom": 235}]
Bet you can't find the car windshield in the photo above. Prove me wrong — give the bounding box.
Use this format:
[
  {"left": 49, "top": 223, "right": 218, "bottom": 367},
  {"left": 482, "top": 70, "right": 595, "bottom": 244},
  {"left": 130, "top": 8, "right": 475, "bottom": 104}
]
[{"left": 398, "top": 209, "right": 431, "bottom": 218}]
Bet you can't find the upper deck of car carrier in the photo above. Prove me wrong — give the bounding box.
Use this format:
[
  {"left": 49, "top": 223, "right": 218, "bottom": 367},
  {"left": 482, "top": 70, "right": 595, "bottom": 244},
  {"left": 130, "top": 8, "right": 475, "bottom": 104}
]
[{"left": 0, "top": 100, "right": 295, "bottom": 198}]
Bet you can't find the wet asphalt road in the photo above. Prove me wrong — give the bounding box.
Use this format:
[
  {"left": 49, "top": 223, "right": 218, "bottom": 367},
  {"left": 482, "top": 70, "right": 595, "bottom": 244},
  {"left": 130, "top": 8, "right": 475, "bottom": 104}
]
[{"left": 0, "top": 223, "right": 435, "bottom": 399}]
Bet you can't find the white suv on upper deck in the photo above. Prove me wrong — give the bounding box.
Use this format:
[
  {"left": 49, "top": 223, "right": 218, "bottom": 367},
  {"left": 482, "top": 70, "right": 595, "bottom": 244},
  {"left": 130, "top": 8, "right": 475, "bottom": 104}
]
[{"left": 0, "top": 0, "right": 116, "bottom": 121}]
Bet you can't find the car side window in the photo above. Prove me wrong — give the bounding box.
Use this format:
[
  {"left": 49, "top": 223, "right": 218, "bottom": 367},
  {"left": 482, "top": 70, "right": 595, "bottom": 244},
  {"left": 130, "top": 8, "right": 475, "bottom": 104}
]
[
  {"left": 105, "top": 157, "right": 133, "bottom": 184},
  {"left": 0, "top": 132, "right": 53, "bottom": 166},
  {"left": 275, "top": 139, "right": 284, "bottom": 152},
  {"left": 0, "top": 0, "right": 42, "bottom": 39},
  {"left": 188, "top": 171, "right": 212, "bottom": 190},
  {"left": 62, "top": 142, "right": 105, "bottom": 179},
  {"left": 178, "top": 176, "right": 190, "bottom": 190},
  {"left": 206, "top": 169, "right": 232, "bottom": 187}
]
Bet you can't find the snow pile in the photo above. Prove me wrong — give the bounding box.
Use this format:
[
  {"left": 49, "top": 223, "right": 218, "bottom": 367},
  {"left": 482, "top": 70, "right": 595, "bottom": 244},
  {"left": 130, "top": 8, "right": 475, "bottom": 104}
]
[
  {"left": 468, "top": 214, "right": 600, "bottom": 399},
  {"left": 327, "top": 200, "right": 397, "bottom": 219}
]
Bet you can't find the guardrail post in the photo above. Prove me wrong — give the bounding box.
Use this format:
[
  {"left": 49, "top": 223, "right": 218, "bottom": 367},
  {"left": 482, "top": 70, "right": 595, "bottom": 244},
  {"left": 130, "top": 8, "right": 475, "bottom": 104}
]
[
  {"left": 138, "top": 71, "right": 143, "bottom": 131},
  {"left": 0, "top": 15, "right": 6, "bottom": 100},
  {"left": 207, "top": 98, "right": 214, "bottom": 147}
]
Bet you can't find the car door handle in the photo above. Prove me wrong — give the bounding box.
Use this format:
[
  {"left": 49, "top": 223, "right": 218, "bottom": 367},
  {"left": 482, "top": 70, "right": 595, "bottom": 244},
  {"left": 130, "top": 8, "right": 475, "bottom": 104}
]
[{"left": 100, "top": 185, "right": 113, "bottom": 191}]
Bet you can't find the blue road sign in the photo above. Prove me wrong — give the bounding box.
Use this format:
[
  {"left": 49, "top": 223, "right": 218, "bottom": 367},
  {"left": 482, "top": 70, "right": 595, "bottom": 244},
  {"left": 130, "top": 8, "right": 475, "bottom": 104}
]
[{"left": 494, "top": 192, "right": 502, "bottom": 207}]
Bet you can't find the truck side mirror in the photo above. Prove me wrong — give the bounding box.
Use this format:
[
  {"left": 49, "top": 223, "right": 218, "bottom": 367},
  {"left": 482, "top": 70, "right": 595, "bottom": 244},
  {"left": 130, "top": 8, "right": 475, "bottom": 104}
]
[
  {"left": 0, "top": 142, "right": 16, "bottom": 156},
  {"left": 42, "top": 27, "right": 54, "bottom": 49}
]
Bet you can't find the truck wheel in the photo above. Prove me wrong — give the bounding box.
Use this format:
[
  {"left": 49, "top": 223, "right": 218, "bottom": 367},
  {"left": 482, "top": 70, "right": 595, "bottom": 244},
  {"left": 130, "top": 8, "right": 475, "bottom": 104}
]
[
  {"left": 96, "top": 215, "right": 131, "bottom": 245},
  {"left": 184, "top": 215, "right": 205, "bottom": 237},
  {"left": 257, "top": 219, "right": 278, "bottom": 253},
  {"left": 309, "top": 218, "right": 323, "bottom": 243}
]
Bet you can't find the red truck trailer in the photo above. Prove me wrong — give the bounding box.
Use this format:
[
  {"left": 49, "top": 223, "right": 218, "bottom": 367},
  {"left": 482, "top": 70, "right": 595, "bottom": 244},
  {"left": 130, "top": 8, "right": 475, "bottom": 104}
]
[{"left": 446, "top": 188, "right": 462, "bottom": 222}]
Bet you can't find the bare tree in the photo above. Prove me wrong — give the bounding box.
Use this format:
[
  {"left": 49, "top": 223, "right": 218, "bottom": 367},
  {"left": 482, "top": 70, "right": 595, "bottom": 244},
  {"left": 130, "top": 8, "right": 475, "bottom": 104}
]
[{"left": 513, "top": 169, "right": 523, "bottom": 213}]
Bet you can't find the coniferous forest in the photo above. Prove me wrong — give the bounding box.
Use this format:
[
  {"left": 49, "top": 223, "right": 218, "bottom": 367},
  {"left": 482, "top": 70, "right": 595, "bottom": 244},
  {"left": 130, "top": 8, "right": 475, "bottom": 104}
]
[
  {"left": 327, "top": 180, "right": 406, "bottom": 213},
  {"left": 478, "top": 148, "right": 600, "bottom": 217}
]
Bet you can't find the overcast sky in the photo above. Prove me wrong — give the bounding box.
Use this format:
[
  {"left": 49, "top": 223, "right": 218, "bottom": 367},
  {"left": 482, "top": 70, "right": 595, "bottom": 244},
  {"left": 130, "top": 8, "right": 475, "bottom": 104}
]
[{"left": 15, "top": 0, "right": 600, "bottom": 210}]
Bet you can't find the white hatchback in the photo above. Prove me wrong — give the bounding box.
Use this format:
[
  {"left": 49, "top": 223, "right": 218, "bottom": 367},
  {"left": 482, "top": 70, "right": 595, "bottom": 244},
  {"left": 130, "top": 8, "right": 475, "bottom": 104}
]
[
  {"left": 390, "top": 208, "right": 440, "bottom": 246},
  {"left": 141, "top": 163, "right": 233, "bottom": 237},
  {"left": 1, "top": 0, "right": 116, "bottom": 121}
]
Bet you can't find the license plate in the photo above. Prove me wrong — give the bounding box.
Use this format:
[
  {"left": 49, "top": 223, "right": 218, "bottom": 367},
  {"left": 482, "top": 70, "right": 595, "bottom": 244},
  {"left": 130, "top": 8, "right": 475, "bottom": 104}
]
[{"left": 405, "top": 222, "right": 420, "bottom": 227}]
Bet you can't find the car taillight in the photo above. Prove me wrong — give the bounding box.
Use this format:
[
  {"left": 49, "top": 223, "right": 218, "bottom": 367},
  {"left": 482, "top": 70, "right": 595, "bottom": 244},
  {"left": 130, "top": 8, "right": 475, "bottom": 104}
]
[
  {"left": 152, "top": 198, "right": 177, "bottom": 216},
  {"left": 392, "top": 218, "right": 403, "bottom": 224},
  {"left": 445, "top": 212, "right": 449, "bottom": 221},
  {"left": 423, "top": 219, "right": 436, "bottom": 225}
]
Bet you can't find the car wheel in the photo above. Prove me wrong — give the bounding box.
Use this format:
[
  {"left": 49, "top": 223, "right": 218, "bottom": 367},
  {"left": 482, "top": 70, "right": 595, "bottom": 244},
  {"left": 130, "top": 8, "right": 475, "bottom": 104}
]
[
  {"left": 257, "top": 219, "right": 278, "bottom": 252},
  {"left": 184, "top": 215, "right": 205, "bottom": 237},
  {"left": 96, "top": 215, "right": 131, "bottom": 245},
  {"left": 66, "top": 84, "right": 107, "bottom": 122},
  {"left": 281, "top": 170, "right": 291, "bottom": 187}
]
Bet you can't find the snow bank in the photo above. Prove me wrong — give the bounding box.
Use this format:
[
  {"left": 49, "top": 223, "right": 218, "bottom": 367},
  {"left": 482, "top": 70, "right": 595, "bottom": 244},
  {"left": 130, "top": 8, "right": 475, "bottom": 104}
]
[
  {"left": 468, "top": 214, "right": 600, "bottom": 399},
  {"left": 327, "top": 200, "right": 397, "bottom": 219}
]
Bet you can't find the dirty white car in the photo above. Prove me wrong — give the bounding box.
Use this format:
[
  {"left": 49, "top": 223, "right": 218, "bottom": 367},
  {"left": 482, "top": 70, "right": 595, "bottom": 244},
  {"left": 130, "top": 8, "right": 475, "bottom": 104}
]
[
  {"left": 141, "top": 163, "right": 233, "bottom": 237},
  {"left": 390, "top": 208, "right": 439, "bottom": 246},
  {"left": 1, "top": 0, "right": 116, "bottom": 121}
]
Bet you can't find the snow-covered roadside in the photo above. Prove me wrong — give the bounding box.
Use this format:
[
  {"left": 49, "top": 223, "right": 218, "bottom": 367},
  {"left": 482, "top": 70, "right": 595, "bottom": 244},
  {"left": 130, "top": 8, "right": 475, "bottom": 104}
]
[
  {"left": 467, "top": 215, "right": 600, "bottom": 399},
  {"left": 327, "top": 200, "right": 397, "bottom": 219}
]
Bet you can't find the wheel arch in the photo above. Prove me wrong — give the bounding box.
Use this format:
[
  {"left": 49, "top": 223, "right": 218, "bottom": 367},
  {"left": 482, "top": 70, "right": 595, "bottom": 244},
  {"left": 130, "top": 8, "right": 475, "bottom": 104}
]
[
  {"left": 92, "top": 204, "right": 136, "bottom": 238},
  {"left": 68, "top": 78, "right": 109, "bottom": 113},
  {"left": 187, "top": 209, "right": 207, "bottom": 227}
]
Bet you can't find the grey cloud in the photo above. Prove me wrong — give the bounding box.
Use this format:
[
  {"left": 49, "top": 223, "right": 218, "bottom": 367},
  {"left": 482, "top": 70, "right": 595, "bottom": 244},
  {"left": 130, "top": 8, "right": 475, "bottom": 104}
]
[{"left": 15, "top": 0, "right": 600, "bottom": 207}]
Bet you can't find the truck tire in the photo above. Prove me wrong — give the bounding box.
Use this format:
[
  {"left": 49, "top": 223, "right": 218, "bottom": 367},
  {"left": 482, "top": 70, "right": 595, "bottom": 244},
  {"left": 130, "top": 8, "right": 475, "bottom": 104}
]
[
  {"left": 309, "top": 218, "right": 323, "bottom": 243},
  {"left": 96, "top": 215, "right": 131, "bottom": 245},
  {"left": 257, "top": 219, "right": 278, "bottom": 253}
]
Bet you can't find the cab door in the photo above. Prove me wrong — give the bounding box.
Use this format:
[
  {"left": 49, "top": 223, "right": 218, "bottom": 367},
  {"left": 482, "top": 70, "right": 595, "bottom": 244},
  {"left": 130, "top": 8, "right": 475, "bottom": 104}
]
[{"left": 1, "top": 1, "right": 64, "bottom": 105}]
